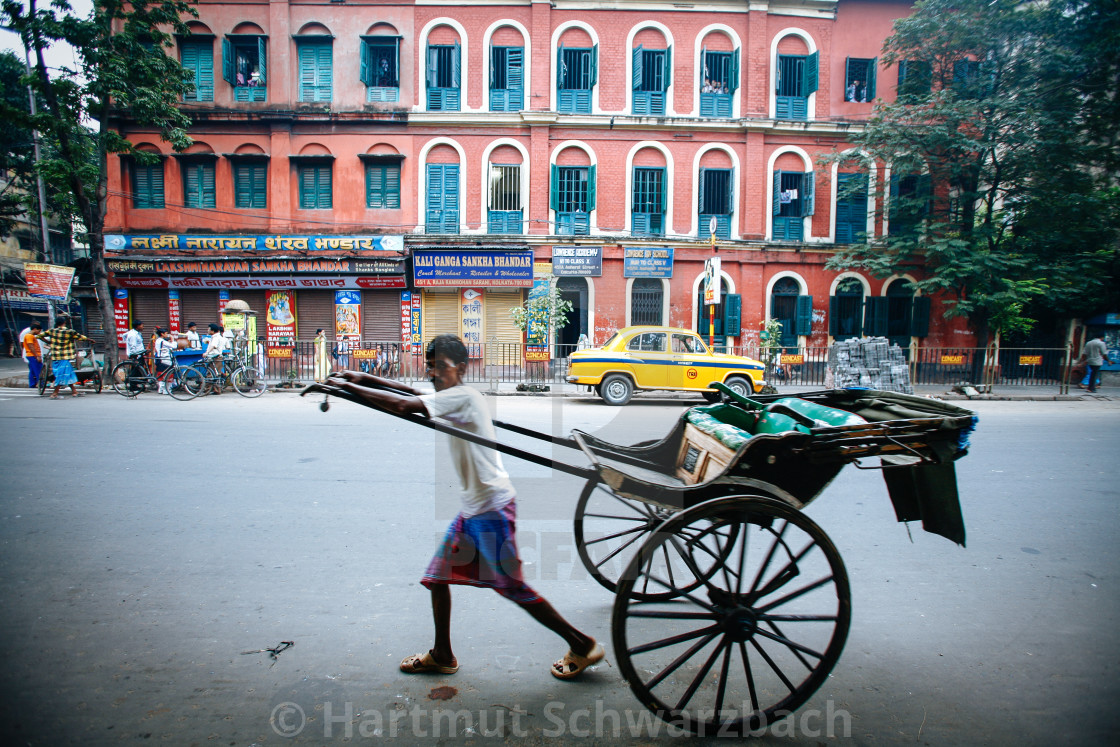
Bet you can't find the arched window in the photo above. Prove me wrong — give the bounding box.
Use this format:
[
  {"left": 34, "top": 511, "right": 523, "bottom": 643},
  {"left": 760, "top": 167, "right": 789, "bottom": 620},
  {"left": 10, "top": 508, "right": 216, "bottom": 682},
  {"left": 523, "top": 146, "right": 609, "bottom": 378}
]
[
  {"left": 829, "top": 278, "right": 864, "bottom": 340},
  {"left": 695, "top": 278, "right": 735, "bottom": 347},
  {"left": 631, "top": 278, "right": 663, "bottom": 326},
  {"left": 557, "top": 276, "right": 588, "bottom": 349},
  {"left": 885, "top": 279, "right": 914, "bottom": 349},
  {"left": 770, "top": 277, "right": 808, "bottom": 348}
]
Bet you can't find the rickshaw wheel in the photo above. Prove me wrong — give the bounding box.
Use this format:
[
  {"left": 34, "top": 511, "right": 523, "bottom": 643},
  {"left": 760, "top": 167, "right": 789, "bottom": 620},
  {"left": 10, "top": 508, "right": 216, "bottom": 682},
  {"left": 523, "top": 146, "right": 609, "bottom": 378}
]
[
  {"left": 574, "top": 479, "right": 737, "bottom": 602},
  {"left": 91, "top": 372, "right": 102, "bottom": 394},
  {"left": 38, "top": 367, "right": 51, "bottom": 395},
  {"left": 612, "top": 495, "right": 851, "bottom": 737}
]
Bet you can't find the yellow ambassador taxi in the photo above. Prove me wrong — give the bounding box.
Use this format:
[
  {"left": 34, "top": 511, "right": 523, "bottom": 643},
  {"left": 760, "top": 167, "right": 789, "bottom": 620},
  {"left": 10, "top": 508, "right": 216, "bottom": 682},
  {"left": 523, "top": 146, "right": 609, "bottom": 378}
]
[{"left": 566, "top": 326, "right": 766, "bottom": 405}]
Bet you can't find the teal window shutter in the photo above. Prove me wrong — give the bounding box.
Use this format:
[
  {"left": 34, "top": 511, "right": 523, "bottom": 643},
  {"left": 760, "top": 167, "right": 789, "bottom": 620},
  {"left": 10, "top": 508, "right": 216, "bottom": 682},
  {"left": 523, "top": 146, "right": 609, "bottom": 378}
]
[
  {"left": 867, "top": 57, "right": 877, "bottom": 99},
  {"left": 590, "top": 44, "right": 598, "bottom": 87},
  {"left": 366, "top": 162, "right": 401, "bottom": 209},
  {"left": 795, "top": 295, "right": 813, "bottom": 336},
  {"left": 508, "top": 47, "right": 523, "bottom": 108},
  {"left": 910, "top": 296, "right": 931, "bottom": 337},
  {"left": 663, "top": 45, "right": 672, "bottom": 90},
  {"left": 318, "top": 44, "right": 333, "bottom": 99},
  {"left": 729, "top": 48, "right": 740, "bottom": 94},
  {"left": 298, "top": 45, "right": 314, "bottom": 100},
  {"left": 298, "top": 42, "right": 332, "bottom": 102},
  {"left": 299, "top": 164, "right": 331, "bottom": 209},
  {"left": 201, "top": 162, "right": 215, "bottom": 207},
  {"left": 549, "top": 164, "right": 559, "bottom": 211},
  {"left": 723, "top": 294, "right": 741, "bottom": 337},
  {"left": 318, "top": 165, "right": 331, "bottom": 208},
  {"left": 556, "top": 45, "right": 565, "bottom": 88},
  {"left": 133, "top": 161, "right": 164, "bottom": 209},
  {"left": 828, "top": 296, "right": 840, "bottom": 336},
  {"left": 698, "top": 167, "right": 706, "bottom": 212},
  {"left": 803, "top": 171, "right": 815, "bottom": 216},
  {"left": 772, "top": 171, "right": 782, "bottom": 215},
  {"left": 632, "top": 45, "right": 643, "bottom": 91},
  {"left": 257, "top": 37, "right": 267, "bottom": 84},
  {"left": 221, "top": 37, "right": 233, "bottom": 85},
  {"left": 184, "top": 163, "right": 201, "bottom": 207},
  {"left": 452, "top": 42, "right": 461, "bottom": 89},
  {"left": 234, "top": 161, "right": 266, "bottom": 209},
  {"left": 359, "top": 40, "right": 371, "bottom": 85},
  {"left": 804, "top": 51, "right": 819, "bottom": 96},
  {"left": 588, "top": 164, "right": 596, "bottom": 211},
  {"left": 864, "top": 297, "right": 888, "bottom": 336}
]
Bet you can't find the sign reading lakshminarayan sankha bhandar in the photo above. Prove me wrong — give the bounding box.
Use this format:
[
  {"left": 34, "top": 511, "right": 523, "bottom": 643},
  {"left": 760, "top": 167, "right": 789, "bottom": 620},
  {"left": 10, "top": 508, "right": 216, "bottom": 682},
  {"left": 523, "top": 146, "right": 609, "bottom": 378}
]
[
  {"left": 104, "top": 234, "right": 404, "bottom": 252},
  {"left": 25, "top": 263, "right": 76, "bottom": 301}
]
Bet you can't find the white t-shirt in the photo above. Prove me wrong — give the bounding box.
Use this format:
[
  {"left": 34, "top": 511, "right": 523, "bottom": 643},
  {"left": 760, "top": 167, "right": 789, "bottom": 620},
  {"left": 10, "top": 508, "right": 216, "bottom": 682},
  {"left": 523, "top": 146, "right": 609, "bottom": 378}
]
[
  {"left": 124, "top": 328, "right": 145, "bottom": 357},
  {"left": 185, "top": 330, "right": 201, "bottom": 349},
  {"left": 419, "top": 384, "right": 514, "bottom": 517}
]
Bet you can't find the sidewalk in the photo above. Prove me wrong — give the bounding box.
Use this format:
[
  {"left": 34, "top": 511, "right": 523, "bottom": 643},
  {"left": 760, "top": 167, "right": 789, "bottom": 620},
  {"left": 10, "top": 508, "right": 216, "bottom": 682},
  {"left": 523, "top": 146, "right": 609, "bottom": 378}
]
[{"left": 2, "top": 354, "right": 1114, "bottom": 401}]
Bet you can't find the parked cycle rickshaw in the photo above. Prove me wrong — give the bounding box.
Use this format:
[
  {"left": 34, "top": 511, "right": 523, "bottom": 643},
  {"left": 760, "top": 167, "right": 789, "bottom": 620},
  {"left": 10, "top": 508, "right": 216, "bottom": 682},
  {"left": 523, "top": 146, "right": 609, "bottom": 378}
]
[
  {"left": 303, "top": 380, "right": 976, "bottom": 736},
  {"left": 38, "top": 342, "right": 104, "bottom": 395}
]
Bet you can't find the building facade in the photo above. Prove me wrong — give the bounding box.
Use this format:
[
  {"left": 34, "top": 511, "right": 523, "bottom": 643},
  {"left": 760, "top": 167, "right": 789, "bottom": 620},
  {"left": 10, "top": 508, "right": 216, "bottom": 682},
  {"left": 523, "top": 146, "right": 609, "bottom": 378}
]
[{"left": 104, "top": 0, "right": 973, "bottom": 360}]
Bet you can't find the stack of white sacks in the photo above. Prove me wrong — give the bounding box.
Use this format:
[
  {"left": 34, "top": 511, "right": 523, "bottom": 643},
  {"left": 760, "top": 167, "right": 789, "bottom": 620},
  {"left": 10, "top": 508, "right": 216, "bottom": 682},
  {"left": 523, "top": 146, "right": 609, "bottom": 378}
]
[{"left": 826, "top": 336, "right": 914, "bottom": 394}]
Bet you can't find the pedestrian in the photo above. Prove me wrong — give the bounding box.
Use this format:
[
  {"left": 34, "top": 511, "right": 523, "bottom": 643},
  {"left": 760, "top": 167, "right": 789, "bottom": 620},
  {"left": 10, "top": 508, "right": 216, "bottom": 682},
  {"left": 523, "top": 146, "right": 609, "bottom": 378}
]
[
  {"left": 203, "top": 323, "right": 228, "bottom": 394},
  {"left": 21, "top": 321, "right": 44, "bottom": 388},
  {"left": 184, "top": 322, "right": 201, "bottom": 349},
  {"left": 36, "top": 317, "right": 91, "bottom": 399},
  {"left": 124, "top": 320, "right": 145, "bottom": 362},
  {"left": 327, "top": 334, "right": 603, "bottom": 679},
  {"left": 153, "top": 328, "right": 174, "bottom": 394},
  {"left": 1081, "top": 333, "right": 1112, "bottom": 394},
  {"left": 313, "top": 328, "right": 330, "bottom": 382}
]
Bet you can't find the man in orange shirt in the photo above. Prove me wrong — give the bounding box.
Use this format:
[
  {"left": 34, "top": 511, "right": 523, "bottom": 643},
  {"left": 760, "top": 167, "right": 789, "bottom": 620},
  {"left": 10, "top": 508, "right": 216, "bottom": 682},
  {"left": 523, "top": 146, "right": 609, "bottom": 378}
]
[{"left": 21, "top": 322, "right": 43, "bottom": 388}]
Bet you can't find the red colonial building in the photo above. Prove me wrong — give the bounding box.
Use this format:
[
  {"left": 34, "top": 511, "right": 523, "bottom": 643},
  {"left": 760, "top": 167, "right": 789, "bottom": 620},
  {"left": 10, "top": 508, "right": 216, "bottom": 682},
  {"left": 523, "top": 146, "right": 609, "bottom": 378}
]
[{"left": 104, "top": 0, "right": 972, "bottom": 360}]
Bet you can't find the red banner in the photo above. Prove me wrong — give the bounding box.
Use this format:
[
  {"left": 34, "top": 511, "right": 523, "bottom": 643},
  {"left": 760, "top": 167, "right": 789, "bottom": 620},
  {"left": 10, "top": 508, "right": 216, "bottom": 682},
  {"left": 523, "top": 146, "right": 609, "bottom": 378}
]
[
  {"left": 168, "top": 291, "right": 181, "bottom": 334},
  {"left": 25, "top": 262, "right": 75, "bottom": 301},
  {"left": 113, "top": 289, "right": 130, "bottom": 348},
  {"left": 266, "top": 290, "right": 297, "bottom": 347},
  {"left": 400, "top": 292, "right": 412, "bottom": 352}
]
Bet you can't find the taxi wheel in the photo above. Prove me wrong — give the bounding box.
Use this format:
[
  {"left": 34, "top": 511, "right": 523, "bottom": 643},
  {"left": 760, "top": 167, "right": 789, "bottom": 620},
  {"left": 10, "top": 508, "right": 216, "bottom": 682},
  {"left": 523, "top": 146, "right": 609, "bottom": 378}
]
[
  {"left": 724, "top": 375, "right": 754, "bottom": 398},
  {"left": 600, "top": 374, "right": 634, "bottom": 406}
]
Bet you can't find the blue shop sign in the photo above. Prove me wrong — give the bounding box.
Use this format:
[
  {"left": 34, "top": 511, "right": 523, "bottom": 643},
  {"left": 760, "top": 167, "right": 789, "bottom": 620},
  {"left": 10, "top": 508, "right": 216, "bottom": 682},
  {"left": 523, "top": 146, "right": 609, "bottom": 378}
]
[
  {"left": 552, "top": 246, "right": 603, "bottom": 277},
  {"left": 104, "top": 234, "right": 404, "bottom": 252},
  {"left": 623, "top": 247, "right": 674, "bottom": 278},
  {"left": 413, "top": 250, "right": 534, "bottom": 287}
]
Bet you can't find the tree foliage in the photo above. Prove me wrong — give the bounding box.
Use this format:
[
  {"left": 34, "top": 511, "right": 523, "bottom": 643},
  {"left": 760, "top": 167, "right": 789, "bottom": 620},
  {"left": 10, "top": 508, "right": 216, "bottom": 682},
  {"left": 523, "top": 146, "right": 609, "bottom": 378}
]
[
  {"left": 0, "top": 50, "right": 36, "bottom": 237},
  {"left": 825, "top": 0, "right": 1120, "bottom": 343},
  {"left": 1, "top": 0, "right": 197, "bottom": 361},
  {"left": 510, "top": 276, "right": 573, "bottom": 339}
]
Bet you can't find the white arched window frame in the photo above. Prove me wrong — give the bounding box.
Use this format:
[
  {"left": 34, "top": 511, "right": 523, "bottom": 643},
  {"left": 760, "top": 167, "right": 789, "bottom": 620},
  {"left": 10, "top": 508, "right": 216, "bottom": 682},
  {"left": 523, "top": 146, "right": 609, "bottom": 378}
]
[
  {"left": 624, "top": 141, "right": 674, "bottom": 236},
  {"left": 480, "top": 138, "right": 531, "bottom": 235},
  {"left": 416, "top": 18, "right": 470, "bottom": 114},
  {"left": 769, "top": 29, "right": 818, "bottom": 121},
  {"left": 765, "top": 146, "right": 817, "bottom": 242},
  {"left": 692, "top": 25, "right": 743, "bottom": 118},
  {"left": 417, "top": 137, "right": 468, "bottom": 233},
  {"left": 624, "top": 276, "right": 670, "bottom": 327},
  {"left": 625, "top": 22, "right": 676, "bottom": 117},
  {"left": 881, "top": 161, "right": 931, "bottom": 238},
  {"left": 551, "top": 21, "right": 601, "bottom": 114},
  {"left": 549, "top": 140, "right": 599, "bottom": 235},
  {"left": 691, "top": 144, "right": 742, "bottom": 239},
  {"left": 828, "top": 149, "right": 878, "bottom": 243},
  {"left": 481, "top": 20, "right": 532, "bottom": 112}
]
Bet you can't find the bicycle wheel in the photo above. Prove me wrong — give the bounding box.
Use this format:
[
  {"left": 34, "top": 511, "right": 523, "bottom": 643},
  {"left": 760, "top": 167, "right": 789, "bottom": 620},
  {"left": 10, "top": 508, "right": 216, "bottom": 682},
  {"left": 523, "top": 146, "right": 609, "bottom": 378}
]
[
  {"left": 231, "top": 366, "right": 265, "bottom": 397},
  {"left": 111, "top": 360, "right": 144, "bottom": 397},
  {"left": 38, "top": 364, "right": 51, "bottom": 395},
  {"left": 167, "top": 366, "right": 202, "bottom": 400}
]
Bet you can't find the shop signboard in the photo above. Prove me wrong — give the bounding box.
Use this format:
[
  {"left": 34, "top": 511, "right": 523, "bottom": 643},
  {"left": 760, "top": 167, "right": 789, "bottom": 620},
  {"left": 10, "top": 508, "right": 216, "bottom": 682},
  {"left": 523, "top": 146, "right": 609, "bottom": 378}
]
[
  {"left": 334, "top": 291, "right": 362, "bottom": 342},
  {"left": 623, "top": 247, "right": 674, "bottom": 278},
  {"left": 461, "top": 289, "right": 483, "bottom": 357},
  {"left": 112, "top": 275, "right": 405, "bottom": 290},
  {"left": 266, "top": 290, "right": 297, "bottom": 347},
  {"left": 0, "top": 287, "right": 78, "bottom": 313},
  {"left": 410, "top": 294, "right": 422, "bottom": 347},
  {"left": 525, "top": 277, "right": 550, "bottom": 361},
  {"left": 413, "top": 250, "right": 533, "bottom": 287},
  {"left": 703, "top": 256, "right": 721, "bottom": 306},
  {"left": 552, "top": 246, "right": 603, "bottom": 276},
  {"left": 113, "top": 289, "right": 130, "bottom": 348},
  {"left": 168, "top": 291, "right": 181, "bottom": 333},
  {"left": 24, "top": 262, "right": 75, "bottom": 301},
  {"left": 104, "top": 234, "right": 405, "bottom": 253},
  {"left": 106, "top": 258, "right": 405, "bottom": 275},
  {"left": 218, "top": 290, "right": 229, "bottom": 315},
  {"left": 400, "top": 292, "right": 412, "bottom": 351}
]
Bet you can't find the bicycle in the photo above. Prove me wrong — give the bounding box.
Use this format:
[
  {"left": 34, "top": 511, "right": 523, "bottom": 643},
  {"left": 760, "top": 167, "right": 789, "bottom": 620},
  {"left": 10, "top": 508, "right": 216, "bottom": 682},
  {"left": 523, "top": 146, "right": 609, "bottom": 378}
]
[
  {"left": 110, "top": 353, "right": 197, "bottom": 400},
  {"left": 181, "top": 354, "right": 265, "bottom": 398}
]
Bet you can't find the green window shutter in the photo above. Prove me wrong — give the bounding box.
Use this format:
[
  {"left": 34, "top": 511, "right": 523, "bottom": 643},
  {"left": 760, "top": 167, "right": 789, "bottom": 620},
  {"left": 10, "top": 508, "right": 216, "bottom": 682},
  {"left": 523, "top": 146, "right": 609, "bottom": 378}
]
[
  {"left": 659, "top": 166, "right": 667, "bottom": 211},
  {"left": 299, "top": 166, "right": 315, "bottom": 209},
  {"left": 588, "top": 164, "right": 596, "bottom": 211},
  {"left": 198, "top": 44, "right": 214, "bottom": 100},
  {"left": 804, "top": 51, "right": 819, "bottom": 96},
  {"left": 426, "top": 45, "right": 437, "bottom": 88},
  {"left": 557, "top": 45, "right": 565, "bottom": 88},
  {"left": 772, "top": 171, "right": 782, "bottom": 215},
  {"left": 698, "top": 167, "right": 707, "bottom": 212},
  {"left": 917, "top": 173, "right": 932, "bottom": 216},
  {"left": 795, "top": 295, "right": 813, "bottom": 336},
  {"left": 318, "top": 165, "right": 332, "bottom": 209},
  {"left": 366, "top": 164, "right": 381, "bottom": 207},
  {"left": 507, "top": 47, "right": 524, "bottom": 89},
  {"left": 201, "top": 162, "right": 215, "bottom": 207},
  {"left": 700, "top": 46, "right": 707, "bottom": 83},
  {"left": 590, "top": 44, "right": 598, "bottom": 87},
  {"left": 452, "top": 42, "right": 461, "bottom": 89},
  {"left": 632, "top": 45, "right": 643, "bottom": 91},
  {"left": 133, "top": 164, "right": 150, "bottom": 208},
  {"left": 181, "top": 44, "right": 199, "bottom": 99},
  {"left": 360, "top": 41, "right": 371, "bottom": 85},
  {"left": 151, "top": 165, "right": 164, "bottom": 208},
  {"left": 257, "top": 37, "right": 267, "bottom": 83},
  {"left": 910, "top": 296, "right": 931, "bottom": 337},
  {"left": 298, "top": 45, "right": 314, "bottom": 100},
  {"left": 867, "top": 57, "right": 877, "bottom": 99},
  {"left": 728, "top": 167, "right": 735, "bottom": 216},
  {"left": 663, "top": 45, "right": 671, "bottom": 90},
  {"left": 392, "top": 38, "right": 400, "bottom": 86},
  {"left": 723, "top": 294, "right": 741, "bottom": 336},
  {"left": 318, "top": 44, "right": 333, "bottom": 98},
  {"left": 426, "top": 163, "right": 441, "bottom": 221},
  {"left": 386, "top": 164, "right": 400, "bottom": 208},
  {"left": 803, "top": 171, "right": 815, "bottom": 216},
  {"left": 549, "top": 164, "right": 559, "bottom": 211},
  {"left": 828, "top": 296, "right": 840, "bottom": 336},
  {"left": 235, "top": 162, "right": 267, "bottom": 209},
  {"left": 863, "top": 297, "right": 888, "bottom": 337},
  {"left": 222, "top": 37, "right": 233, "bottom": 85},
  {"left": 729, "top": 48, "right": 740, "bottom": 94},
  {"left": 184, "top": 163, "right": 200, "bottom": 207}
]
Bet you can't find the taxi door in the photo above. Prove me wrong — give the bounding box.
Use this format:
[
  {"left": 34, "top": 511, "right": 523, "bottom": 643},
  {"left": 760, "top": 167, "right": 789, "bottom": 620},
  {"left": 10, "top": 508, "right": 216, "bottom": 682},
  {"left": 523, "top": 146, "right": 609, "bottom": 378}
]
[
  {"left": 670, "top": 333, "right": 709, "bottom": 389},
  {"left": 625, "top": 331, "right": 670, "bottom": 387}
]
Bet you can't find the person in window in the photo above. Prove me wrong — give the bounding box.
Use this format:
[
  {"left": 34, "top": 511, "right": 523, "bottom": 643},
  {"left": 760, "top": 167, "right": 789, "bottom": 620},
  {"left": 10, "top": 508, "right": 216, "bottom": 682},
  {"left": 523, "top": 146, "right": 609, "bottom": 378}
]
[
  {"left": 846, "top": 80, "right": 858, "bottom": 102},
  {"left": 857, "top": 81, "right": 867, "bottom": 103},
  {"left": 701, "top": 78, "right": 714, "bottom": 93},
  {"left": 376, "top": 57, "right": 393, "bottom": 87}
]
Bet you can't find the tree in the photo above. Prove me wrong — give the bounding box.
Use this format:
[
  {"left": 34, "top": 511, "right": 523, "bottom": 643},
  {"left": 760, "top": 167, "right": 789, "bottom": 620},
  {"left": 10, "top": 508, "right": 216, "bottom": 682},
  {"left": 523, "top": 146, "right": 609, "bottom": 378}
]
[
  {"left": 1, "top": 0, "right": 197, "bottom": 363},
  {"left": 510, "top": 275, "right": 574, "bottom": 343},
  {"left": 0, "top": 50, "right": 37, "bottom": 238},
  {"left": 825, "top": 0, "right": 1120, "bottom": 346}
]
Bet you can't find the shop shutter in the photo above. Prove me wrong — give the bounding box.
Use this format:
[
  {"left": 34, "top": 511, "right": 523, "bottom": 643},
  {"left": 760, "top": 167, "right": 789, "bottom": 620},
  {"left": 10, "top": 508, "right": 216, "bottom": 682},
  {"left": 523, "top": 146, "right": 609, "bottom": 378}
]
[
  {"left": 362, "top": 290, "right": 399, "bottom": 342},
  {"left": 422, "top": 290, "right": 459, "bottom": 344},
  {"left": 83, "top": 300, "right": 107, "bottom": 347},
  {"left": 297, "top": 290, "right": 334, "bottom": 342},
  {"left": 179, "top": 290, "right": 220, "bottom": 330},
  {"left": 130, "top": 290, "right": 170, "bottom": 333},
  {"left": 484, "top": 289, "right": 524, "bottom": 363}
]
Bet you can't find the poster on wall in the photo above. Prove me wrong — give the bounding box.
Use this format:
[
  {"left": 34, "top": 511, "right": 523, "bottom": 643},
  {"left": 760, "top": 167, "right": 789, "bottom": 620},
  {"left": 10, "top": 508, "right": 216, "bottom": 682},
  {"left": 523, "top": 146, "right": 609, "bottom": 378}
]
[
  {"left": 410, "top": 294, "right": 421, "bottom": 348},
  {"left": 461, "top": 288, "right": 483, "bottom": 358},
  {"left": 168, "top": 291, "right": 181, "bottom": 334},
  {"left": 400, "top": 292, "right": 412, "bottom": 351},
  {"left": 623, "top": 247, "right": 674, "bottom": 277},
  {"left": 266, "top": 290, "right": 297, "bottom": 346},
  {"left": 334, "top": 291, "right": 362, "bottom": 342},
  {"left": 525, "top": 277, "right": 550, "bottom": 362},
  {"left": 25, "top": 262, "right": 76, "bottom": 301},
  {"left": 218, "top": 290, "right": 230, "bottom": 315},
  {"left": 114, "top": 289, "right": 129, "bottom": 348}
]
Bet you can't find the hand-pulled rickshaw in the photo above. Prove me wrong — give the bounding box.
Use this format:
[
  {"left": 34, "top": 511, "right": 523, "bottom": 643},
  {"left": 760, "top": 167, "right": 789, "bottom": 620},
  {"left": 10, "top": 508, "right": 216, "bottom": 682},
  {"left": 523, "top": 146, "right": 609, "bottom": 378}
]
[{"left": 304, "top": 380, "right": 976, "bottom": 736}]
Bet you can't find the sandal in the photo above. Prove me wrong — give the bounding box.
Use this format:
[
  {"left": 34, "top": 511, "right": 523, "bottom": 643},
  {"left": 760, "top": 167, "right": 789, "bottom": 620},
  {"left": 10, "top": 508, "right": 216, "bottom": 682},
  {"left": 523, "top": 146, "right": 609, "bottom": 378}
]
[
  {"left": 49, "top": 395, "right": 60, "bottom": 400},
  {"left": 400, "top": 650, "right": 458, "bottom": 675},
  {"left": 551, "top": 642, "right": 605, "bottom": 679}
]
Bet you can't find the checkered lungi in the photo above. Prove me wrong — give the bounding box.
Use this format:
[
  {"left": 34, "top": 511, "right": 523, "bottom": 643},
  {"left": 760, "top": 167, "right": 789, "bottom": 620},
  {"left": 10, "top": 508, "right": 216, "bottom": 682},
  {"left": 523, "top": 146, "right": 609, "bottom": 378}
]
[{"left": 421, "top": 501, "right": 541, "bottom": 604}]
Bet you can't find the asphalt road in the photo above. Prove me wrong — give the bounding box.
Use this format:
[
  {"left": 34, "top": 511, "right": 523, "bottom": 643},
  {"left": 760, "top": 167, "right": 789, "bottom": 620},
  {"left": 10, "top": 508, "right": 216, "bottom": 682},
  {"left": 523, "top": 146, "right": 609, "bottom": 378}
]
[{"left": 0, "top": 388, "right": 1117, "bottom": 745}]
